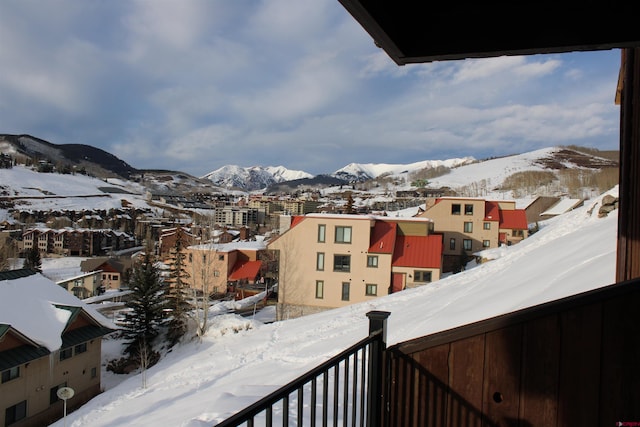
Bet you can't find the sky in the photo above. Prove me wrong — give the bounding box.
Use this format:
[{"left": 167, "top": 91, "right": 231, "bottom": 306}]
[
  {"left": 0, "top": 1, "right": 623, "bottom": 178},
  {"left": 39, "top": 186, "right": 618, "bottom": 426}
]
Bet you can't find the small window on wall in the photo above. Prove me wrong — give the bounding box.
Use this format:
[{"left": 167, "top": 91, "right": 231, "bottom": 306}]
[
  {"left": 334, "top": 255, "right": 351, "bottom": 272},
  {"left": 315, "top": 280, "right": 324, "bottom": 299},
  {"left": 335, "top": 226, "right": 352, "bottom": 243},
  {"left": 218, "top": 255, "right": 224, "bottom": 261},
  {"left": 75, "top": 342, "right": 87, "bottom": 354},
  {"left": 5, "top": 400, "right": 26, "bottom": 425},
  {"left": 450, "top": 238, "right": 456, "bottom": 250},
  {"left": 484, "top": 222, "right": 491, "bottom": 230},
  {"left": 59, "top": 347, "right": 73, "bottom": 361},
  {"left": 414, "top": 271, "right": 432, "bottom": 282},
  {"left": 451, "top": 204, "right": 461, "bottom": 215},
  {"left": 464, "top": 222, "right": 473, "bottom": 233},
  {"left": 316, "top": 252, "right": 325, "bottom": 271},
  {"left": 483, "top": 240, "right": 491, "bottom": 248},
  {"left": 367, "top": 255, "right": 378, "bottom": 268},
  {"left": 465, "top": 204, "right": 474, "bottom": 215},
  {"left": 341, "top": 282, "right": 350, "bottom": 301},
  {"left": 318, "top": 224, "right": 326, "bottom": 243},
  {"left": 365, "top": 284, "right": 377, "bottom": 296},
  {"left": 1, "top": 366, "right": 19, "bottom": 383},
  {"left": 463, "top": 239, "right": 472, "bottom": 251}
]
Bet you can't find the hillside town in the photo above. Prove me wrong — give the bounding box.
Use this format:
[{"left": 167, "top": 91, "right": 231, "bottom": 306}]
[{"left": 0, "top": 148, "right": 614, "bottom": 427}]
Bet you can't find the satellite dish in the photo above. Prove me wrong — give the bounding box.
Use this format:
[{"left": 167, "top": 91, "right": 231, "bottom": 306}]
[{"left": 57, "top": 387, "right": 75, "bottom": 400}]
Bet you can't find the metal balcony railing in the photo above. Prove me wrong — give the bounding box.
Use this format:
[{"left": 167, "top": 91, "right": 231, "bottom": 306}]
[{"left": 214, "top": 311, "right": 390, "bottom": 427}]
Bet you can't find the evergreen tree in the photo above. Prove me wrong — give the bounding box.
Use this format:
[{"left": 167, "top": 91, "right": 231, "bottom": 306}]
[
  {"left": 164, "top": 226, "right": 192, "bottom": 346},
  {"left": 121, "top": 252, "right": 165, "bottom": 362},
  {"left": 23, "top": 247, "right": 42, "bottom": 271},
  {"left": 345, "top": 192, "right": 355, "bottom": 214}
]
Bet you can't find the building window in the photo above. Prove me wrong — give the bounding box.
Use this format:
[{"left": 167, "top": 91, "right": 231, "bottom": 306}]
[
  {"left": 450, "top": 238, "right": 456, "bottom": 250},
  {"left": 367, "top": 255, "right": 378, "bottom": 268},
  {"left": 335, "top": 226, "right": 352, "bottom": 243},
  {"left": 91, "top": 367, "right": 97, "bottom": 379},
  {"left": 513, "top": 229, "right": 524, "bottom": 237},
  {"left": 75, "top": 342, "right": 87, "bottom": 355},
  {"left": 1, "top": 366, "right": 19, "bottom": 383},
  {"left": 315, "top": 280, "right": 324, "bottom": 299},
  {"left": 213, "top": 270, "right": 220, "bottom": 277},
  {"left": 334, "top": 255, "right": 351, "bottom": 272},
  {"left": 317, "top": 224, "right": 326, "bottom": 243},
  {"left": 451, "top": 204, "right": 461, "bottom": 215},
  {"left": 483, "top": 222, "right": 491, "bottom": 230},
  {"left": 464, "top": 222, "right": 473, "bottom": 233},
  {"left": 465, "top": 204, "right": 474, "bottom": 215},
  {"left": 316, "top": 252, "right": 325, "bottom": 271},
  {"left": 341, "top": 282, "right": 350, "bottom": 301},
  {"left": 59, "top": 347, "right": 73, "bottom": 361},
  {"left": 189, "top": 253, "right": 193, "bottom": 263},
  {"left": 365, "top": 284, "right": 377, "bottom": 296},
  {"left": 414, "top": 271, "right": 432, "bottom": 282},
  {"left": 463, "top": 239, "right": 472, "bottom": 251},
  {"left": 218, "top": 254, "right": 224, "bottom": 261},
  {"left": 5, "top": 400, "right": 26, "bottom": 426},
  {"left": 483, "top": 240, "right": 491, "bottom": 248}
]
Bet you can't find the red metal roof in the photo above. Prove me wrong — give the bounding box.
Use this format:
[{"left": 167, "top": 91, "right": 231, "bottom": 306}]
[
  {"left": 229, "top": 260, "right": 262, "bottom": 281},
  {"left": 500, "top": 210, "right": 528, "bottom": 230},
  {"left": 290, "top": 216, "right": 305, "bottom": 228},
  {"left": 484, "top": 201, "right": 500, "bottom": 221},
  {"left": 368, "top": 221, "right": 397, "bottom": 254},
  {"left": 392, "top": 234, "right": 443, "bottom": 269}
]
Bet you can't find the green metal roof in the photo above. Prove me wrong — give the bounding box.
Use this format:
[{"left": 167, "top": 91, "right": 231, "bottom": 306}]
[
  {"left": 0, "top": 268, "right": 38, "bottom": 281},
  {"left": 0, "top": 344, "right": 50, "bottom": 372},
  {"left": 61, "top": 325, "right": 116, "bottom": 350}
]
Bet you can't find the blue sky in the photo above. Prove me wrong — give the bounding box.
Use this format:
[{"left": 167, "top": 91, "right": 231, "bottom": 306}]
[{"left": 0, "top": 0, "right": 622, "bottom": 177}]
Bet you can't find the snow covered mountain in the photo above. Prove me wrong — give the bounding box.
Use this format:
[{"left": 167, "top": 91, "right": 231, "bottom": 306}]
[
  {"left": 201, "top": 165, "right": 313, "bottom": 191},
  {"left": 201, "top": 157, "right": 478, "bottom": 191},
  {"left": 332, "top": 157, "right": 476, "bottom": 182}
]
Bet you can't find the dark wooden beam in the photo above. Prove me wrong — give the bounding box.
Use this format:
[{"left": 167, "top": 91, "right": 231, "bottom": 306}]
[{"left": 617, "top": 48, "right": 640, "bottom": 281}]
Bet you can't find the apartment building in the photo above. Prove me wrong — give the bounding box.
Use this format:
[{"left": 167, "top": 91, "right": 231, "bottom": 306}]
[
  {"left": 0, "top": 269, "right": 115, "bottom": 427},
  {"left": 183, "top": 241, "right": 268, "bottom": 298},
  {"left": 268, "top": 214, "right": 443, "bottom": 320},
  {"left": 22, "top": 228, "right": 135, "bottom": 257},
  {"left": 419, "top": 197, "right": 529, "bottom": 272}
]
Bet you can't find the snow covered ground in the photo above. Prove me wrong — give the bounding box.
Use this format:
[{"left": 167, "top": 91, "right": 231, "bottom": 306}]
[{"left": 47, "top": 187, "right": 619, "bottom": 426}]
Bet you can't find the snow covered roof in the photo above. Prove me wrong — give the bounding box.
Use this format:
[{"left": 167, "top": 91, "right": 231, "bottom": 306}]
[
  {"left": 189, "top": 240, "right": 267, "bottom": 252},
  {"left": 0, "top": 270, "right": 117, "bottom": 351},
  {"left": 541, "top": 198, "right": 584, "bottom": 217}
]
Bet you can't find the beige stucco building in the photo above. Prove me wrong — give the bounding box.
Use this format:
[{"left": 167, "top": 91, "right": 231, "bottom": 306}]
[
  {"left": 268, "top": 214, "right": 443, "bottom": 320},
  {"left": 419, "top": 197, "right": 529, "bottom": 272}
]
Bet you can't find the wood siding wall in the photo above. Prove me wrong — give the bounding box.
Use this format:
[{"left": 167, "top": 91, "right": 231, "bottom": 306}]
[{"left": 385, "top": 279, "right": 640, "bottom": 427}]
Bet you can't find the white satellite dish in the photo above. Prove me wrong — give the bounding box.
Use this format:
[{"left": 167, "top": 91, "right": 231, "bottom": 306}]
[{"left": 57, "top": 386, "right": 75, "bottom": 400}]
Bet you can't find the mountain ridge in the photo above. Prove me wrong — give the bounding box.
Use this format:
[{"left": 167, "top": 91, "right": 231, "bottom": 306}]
[{"left": 0, "top": 134, "right": 619, "bottom": 195}]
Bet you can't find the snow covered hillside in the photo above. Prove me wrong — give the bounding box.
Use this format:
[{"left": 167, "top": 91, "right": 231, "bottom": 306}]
[
  {"left": 0, "top": 165, "right": 152, "bottom": 213},
  {"left": 51, "top": 187, "right": 619, "bottom": 427}
]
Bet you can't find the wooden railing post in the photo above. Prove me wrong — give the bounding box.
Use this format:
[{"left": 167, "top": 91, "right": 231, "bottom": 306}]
[{"left": 366, "top": 310, "right": 390, "bottom": 427}]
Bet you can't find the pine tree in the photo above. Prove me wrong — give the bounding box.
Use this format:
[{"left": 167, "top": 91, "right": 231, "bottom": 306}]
[
  {"left": 121, "top": 252, "right": 165, "bottom": 362},
  {"left": 165, "top": 226, "right": 192, "bottom": 346},
  {"left": 23, "top": 247, "right": 42, "bottom": 271}
]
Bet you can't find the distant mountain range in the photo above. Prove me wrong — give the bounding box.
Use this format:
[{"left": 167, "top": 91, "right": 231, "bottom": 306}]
[
  {"left": 201, "top": 158, "right": 477, "bottom": 191},
  {"left": 0, "top": 134, "right": 620, "bottom": 195}
]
